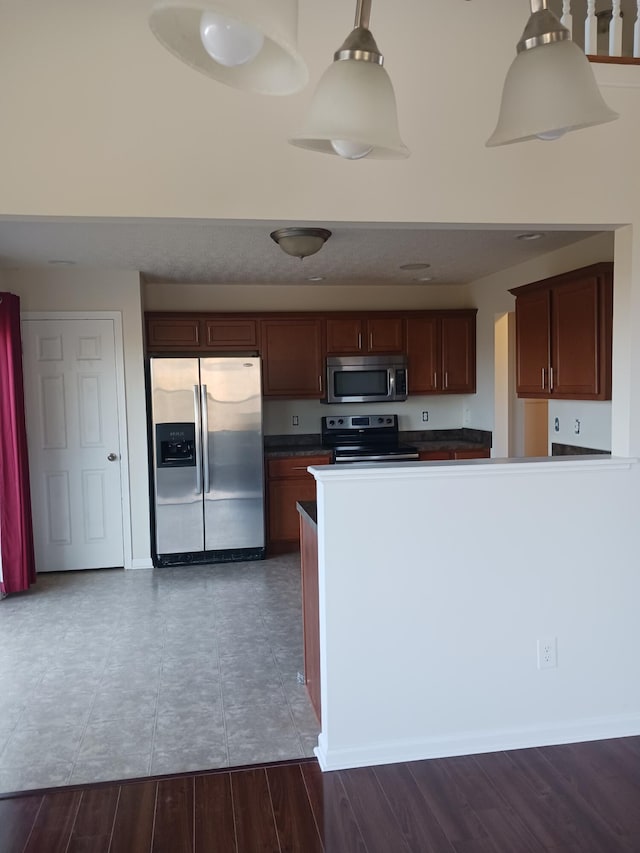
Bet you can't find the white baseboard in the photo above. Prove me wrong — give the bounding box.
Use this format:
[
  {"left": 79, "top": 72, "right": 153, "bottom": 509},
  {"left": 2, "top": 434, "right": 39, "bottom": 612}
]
[
  {"left": 127, "top": 558, "right": 154, "bottom": 570},
  {"left": 314, "top": 713, "right": 640, "bottom": 772}
]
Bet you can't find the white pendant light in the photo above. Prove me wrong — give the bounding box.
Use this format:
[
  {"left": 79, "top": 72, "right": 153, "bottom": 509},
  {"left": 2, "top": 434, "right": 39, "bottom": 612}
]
[
  {"left": 487, "top": 0, "right": 618, "bottom": 146},
  {"left": 289, "top": 0, "right": 409, "bottom": 160},
  {"left": 149, "top": 0, "right": 308, "bottom": 95}
]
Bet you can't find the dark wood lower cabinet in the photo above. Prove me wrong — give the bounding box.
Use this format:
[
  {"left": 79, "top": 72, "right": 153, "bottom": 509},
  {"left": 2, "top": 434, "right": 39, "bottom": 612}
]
[
  {"left": 418, "top": 448, "right": 490, "bottom": 461},
  {"left": 299, "top": 510, "right": 321, "bottom": 723},
  {"left": 266, "top": 455, "right": 331, "bottom": 553}
]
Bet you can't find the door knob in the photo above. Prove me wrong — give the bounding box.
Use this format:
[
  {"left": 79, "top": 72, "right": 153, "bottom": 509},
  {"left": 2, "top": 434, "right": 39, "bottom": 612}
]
[{"left": 107, "top": 452, "right": 118, "bottom": 462}]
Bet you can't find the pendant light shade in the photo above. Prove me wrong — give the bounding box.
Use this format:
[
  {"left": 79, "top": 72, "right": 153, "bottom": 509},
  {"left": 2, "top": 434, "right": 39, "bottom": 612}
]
[
  {"left": 289, "top": 0, "right": 409, "bottom": 160},
  {"left": 289, "top": 58, "right": 409, "bottom": 159},
  {"left": 149, "top": 0, "right": 308, "bottom": 95},
  {"left": 487, "top": 4, "right": 618, "bottom": 146}
]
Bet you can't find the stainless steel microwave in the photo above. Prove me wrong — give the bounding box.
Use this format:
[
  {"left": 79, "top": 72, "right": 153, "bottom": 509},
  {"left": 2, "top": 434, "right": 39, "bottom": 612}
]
[{"left": 325, "top": 355, "right": 408, "bottom": 404}]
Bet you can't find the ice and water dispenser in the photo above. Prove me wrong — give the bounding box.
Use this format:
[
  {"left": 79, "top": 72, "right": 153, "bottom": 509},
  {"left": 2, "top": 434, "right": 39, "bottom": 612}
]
[{"left": 155, "top": 423, "right": 196, "bottom": 468}]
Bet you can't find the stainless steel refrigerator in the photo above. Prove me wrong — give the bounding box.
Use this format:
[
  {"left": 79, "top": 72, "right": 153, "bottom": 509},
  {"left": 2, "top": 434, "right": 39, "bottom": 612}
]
[{"left": 149, "top": 357, "right": 265, "bottom": 566}]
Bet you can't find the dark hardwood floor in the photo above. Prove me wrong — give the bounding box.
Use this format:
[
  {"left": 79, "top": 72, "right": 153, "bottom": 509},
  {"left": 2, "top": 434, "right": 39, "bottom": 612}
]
[{"left": 1, "top": 736, "right": 640, "bottom": 852}]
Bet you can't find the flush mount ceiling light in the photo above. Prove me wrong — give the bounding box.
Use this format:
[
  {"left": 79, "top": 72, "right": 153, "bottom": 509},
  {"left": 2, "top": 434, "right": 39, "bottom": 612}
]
[
  {"left": 148, "top": 0, "right": 308, "bottom": 95},
  {"left": 487, "top": 0, "right": 618, "bottom": 146},
  {"left": 270, "top": 227, "right": 332, "bottom": 259},
  {"left": 289, "top": 0, "right": 408, "bottom": 160}
]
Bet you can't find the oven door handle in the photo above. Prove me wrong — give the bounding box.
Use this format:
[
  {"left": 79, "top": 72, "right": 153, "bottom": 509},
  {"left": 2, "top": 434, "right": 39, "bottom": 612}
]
[{"left": 337, "top": 452, "right": 419, "bottom": 463}]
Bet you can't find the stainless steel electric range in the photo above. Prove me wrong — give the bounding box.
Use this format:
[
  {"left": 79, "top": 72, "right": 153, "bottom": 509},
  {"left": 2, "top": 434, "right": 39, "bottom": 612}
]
[{"left": 321, "top": 414, "right": 419, "bottom": 464}]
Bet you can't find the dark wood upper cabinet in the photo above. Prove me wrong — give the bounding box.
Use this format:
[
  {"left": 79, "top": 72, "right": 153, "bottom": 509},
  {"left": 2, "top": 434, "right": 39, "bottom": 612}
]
[
  {"left": 325, "top": 317, "right": 363, "bottom": 354},
  {"left": 511, "top": 263, "right": 613, "bottom": 400},
  {"left": 205, "top": 318, "right": 259, "bottom": 350},
  {"left": 146, "top": 314, "right": 259, "bottom": 352},
  {"left": 261, "top": 318, "right": 324, "bottom": 398},
  {"left": 406, "top": 317, "right": 439, "bottom": 393},
  {"left": 146, "top": 315, "right": 203, "bottom": 351},
  {"left": 325, "top": 316, "right": 404, "bottom": 354},
  {"left": 441, "top": 314, "right": 476, "bottom": 393},
  {"left": 367, "top": 317, "right": 404, "bottom": 353},
  {"left": 514, "top": 289, "right": 552, "bottom": 395},
  {"left": 406, "top": 312, "right": 476, "bottom": 394},
  {"left": 145, "top": 309, "right": 477, "bottom": 398}
]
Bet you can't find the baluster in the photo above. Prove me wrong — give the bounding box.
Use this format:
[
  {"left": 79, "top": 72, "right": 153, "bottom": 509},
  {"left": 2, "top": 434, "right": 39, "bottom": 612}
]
[
  {"left": 609, "top": 0, "right": 623, "bottom": 56},
  {"left": 635, "top": 0, "right": 640, "bottom": 58},
  {"left": 585, "top": 0, "right": 597, "bottom": 54},
  {"left": 561, "top": 0, "right": 573, "bottom": 38}
]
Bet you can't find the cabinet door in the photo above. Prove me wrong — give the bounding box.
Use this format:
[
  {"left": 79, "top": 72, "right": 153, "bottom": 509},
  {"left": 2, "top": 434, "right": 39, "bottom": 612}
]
[
  {"left": 267, "top": 455, "right": 331, "bottom": 551},
  {"left": 325, "top": 317, "right": 363, "bottom": 354},
  {"left": 551, "top": 275, "right": 601, "bottom": 398},
  {"left": 515, "top": 290, "right": 551, "bottom": 396},
  {"left": 441, "top": 315, "right": 476, "bottom": 393},
  {"left": 418, "top": 449, "right": 452, "bottom": 461},
  {"left": 366, "top": 317, "right": 404, "bottom": 353},
  {"left": 406, "top": 317, "right": 440, "bottom": 393},
  {"left": 146, "top": 316, "right": 202, "bottom": 351},
  {"left": 453, "top": 448, "right": 490, "bottom": 460},
  {"left": 261, "top": 318, "right": 324, "bottom": 397},
  {"left": 268, "top": 477, "right": 317, "bottom": 545},
  {"left": 205, "top": 318, "right": 259, "bottom": 350}
]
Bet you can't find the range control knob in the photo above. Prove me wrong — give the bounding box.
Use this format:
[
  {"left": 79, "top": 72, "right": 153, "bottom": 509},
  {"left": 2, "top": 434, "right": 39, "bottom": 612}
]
[
  {"left": 338, "top": 418, "right": 344, "bottom": 425},
  {"left": 328, "top": 419, "right": 335, "bottom": 426},
  {"left": 377, "top": 417, "right": 384, "bottom": 423},
  {"left": 386, "top": 417, "right": 392, "bottom": 424}
]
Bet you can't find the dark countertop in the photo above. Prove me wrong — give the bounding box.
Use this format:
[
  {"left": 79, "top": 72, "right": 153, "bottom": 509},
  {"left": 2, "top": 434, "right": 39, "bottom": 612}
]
[
  {"left": 296, "top": 500, "right": 317, "bottom": 525},
  {"left": 266, "top": 445, "right": 331, "bottom": 459},
  {"left": 264, "top": 428, "right": 491, "bottom": 459}
]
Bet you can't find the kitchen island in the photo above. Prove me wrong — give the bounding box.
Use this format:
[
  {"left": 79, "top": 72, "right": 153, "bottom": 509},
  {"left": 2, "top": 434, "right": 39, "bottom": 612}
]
[{"left": 305, "top": 454, "right": 640, "bottom": 772}]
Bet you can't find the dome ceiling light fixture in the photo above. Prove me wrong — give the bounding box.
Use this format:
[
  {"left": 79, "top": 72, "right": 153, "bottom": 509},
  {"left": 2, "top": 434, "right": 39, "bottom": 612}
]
[
  {"left": 148, "top": 0, "right": 308, "bottom": 95},
  {"left": 487, "top": 0, "right": 618, "bottom": 146},
  {"left": 270, "top": 227, "right": 332, "bottom": 259},
  {"left": 288, "top": 0, "right": 409, "bottom": 160}
]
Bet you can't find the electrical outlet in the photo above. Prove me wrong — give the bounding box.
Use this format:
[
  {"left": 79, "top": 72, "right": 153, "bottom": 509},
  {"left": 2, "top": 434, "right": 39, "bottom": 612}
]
[
  {"left": 537, "top": 637, "right": 557, "bottom": 669},
  {"left": 554, "top": 417, "right": 560, "bottom": 432},
  {"left": 292, "top": 415, "right": 299, "bottom": 427},
  {"left": 422, "top": 411, "right": 429, "bottom": 422},
  {"left": 463, "top": 406, "right": 471, "bottom": 426},
  {"left": 574, "top": 419, "right": 581, "bottom": 435}
]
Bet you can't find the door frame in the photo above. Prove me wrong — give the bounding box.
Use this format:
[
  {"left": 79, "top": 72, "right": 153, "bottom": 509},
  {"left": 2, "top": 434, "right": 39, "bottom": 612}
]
[{"left": 21, "top": 311, "right": 134, "bottom": 570}]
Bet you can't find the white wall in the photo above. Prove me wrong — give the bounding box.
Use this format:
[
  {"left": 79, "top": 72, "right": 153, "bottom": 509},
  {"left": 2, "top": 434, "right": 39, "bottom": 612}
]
[
  {"left": 311, "top": 457, "right": 640, "bottom": 770},
  {"left": 143, "top": 283, "right": 473, "bottom": 313},
  {"left": 548, "top": 400, "right": 612, "bottom": 452},
  {"left": 264, "top": 396, "right": 468, "bottom": 436},
  {"left": 5, "top": 268, "right": 151, "bottom": 567}
]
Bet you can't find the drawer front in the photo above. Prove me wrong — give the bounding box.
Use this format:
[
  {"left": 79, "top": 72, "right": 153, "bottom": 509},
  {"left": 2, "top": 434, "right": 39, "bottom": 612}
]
[{"left": 267, "top": 455, "right": 332, "bottom": 479}]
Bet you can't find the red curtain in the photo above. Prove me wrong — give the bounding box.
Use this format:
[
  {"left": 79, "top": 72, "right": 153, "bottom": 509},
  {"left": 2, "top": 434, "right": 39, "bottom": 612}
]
[{"left": 0, "top": 293, "right": 36, "bottom": 594}]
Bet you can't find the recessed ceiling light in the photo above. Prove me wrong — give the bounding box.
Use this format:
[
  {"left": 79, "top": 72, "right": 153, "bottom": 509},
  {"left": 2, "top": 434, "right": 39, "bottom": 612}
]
[
  {"left": 516, "top": 232, "right": 545, "bottom": 241},
  {"left": 400, "top": 262, "right": 431, "bottom": 270},
  {"left": 415, "top": 275, "right": 434, "bottom": 282},
  {"left": 48, "top": 259, "right": 77, "bottom": 265},
  {"left": 307, "top": 275, "right": 325, "bottom": 282}
]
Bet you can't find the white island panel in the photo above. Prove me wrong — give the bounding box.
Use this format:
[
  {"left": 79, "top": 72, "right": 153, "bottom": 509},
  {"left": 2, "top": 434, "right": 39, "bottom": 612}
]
[{"left": 309, "top": 457, "right": 640, "bottom": 771}]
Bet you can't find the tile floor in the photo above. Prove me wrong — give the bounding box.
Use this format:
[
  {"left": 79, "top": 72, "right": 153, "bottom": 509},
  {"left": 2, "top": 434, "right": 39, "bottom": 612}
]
[{"left": 0, "top": 553, "right": 320, "bottom": 793}]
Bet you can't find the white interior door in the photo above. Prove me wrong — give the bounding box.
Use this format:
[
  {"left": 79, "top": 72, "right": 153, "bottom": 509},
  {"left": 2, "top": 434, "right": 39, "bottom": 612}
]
[{"left": 21, "top": 317, "right": 125, "bottom": 571}]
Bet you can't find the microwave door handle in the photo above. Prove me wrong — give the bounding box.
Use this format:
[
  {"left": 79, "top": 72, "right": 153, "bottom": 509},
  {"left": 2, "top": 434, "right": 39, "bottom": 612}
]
[{"left": 389, "top": 370, "right": 396, "bottom": 397}]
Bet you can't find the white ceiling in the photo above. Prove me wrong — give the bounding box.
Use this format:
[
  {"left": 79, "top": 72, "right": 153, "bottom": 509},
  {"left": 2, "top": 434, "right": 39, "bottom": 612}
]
[{"left": 0, "top": 217, "right": 605, "bottom": 287}]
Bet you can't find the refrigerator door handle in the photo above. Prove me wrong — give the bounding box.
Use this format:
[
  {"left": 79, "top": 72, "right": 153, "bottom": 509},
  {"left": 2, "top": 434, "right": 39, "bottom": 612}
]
[
  {"left": 193, "top": 385, "right": 202, "bottom": 495},
  {"left": 201, "top": 384, "right": 210, "bottom": 494}
]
